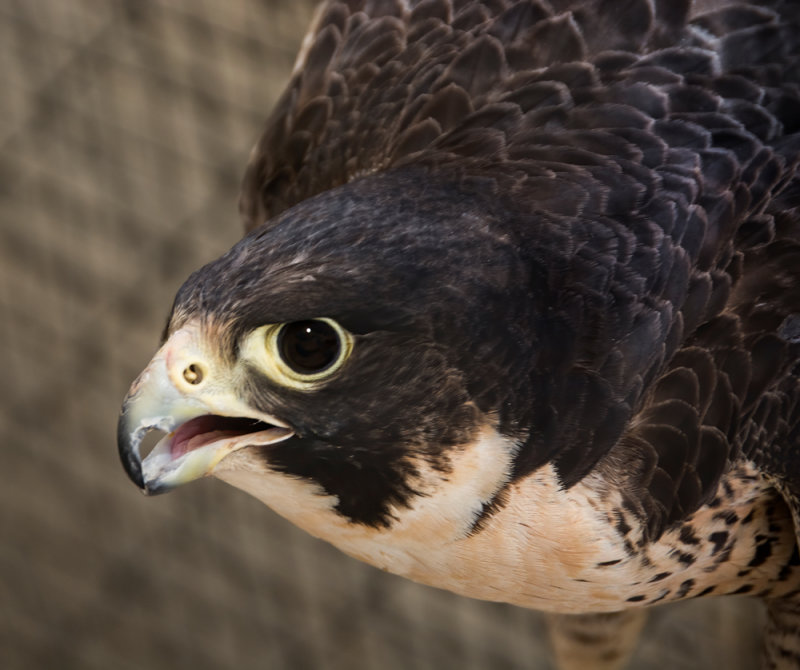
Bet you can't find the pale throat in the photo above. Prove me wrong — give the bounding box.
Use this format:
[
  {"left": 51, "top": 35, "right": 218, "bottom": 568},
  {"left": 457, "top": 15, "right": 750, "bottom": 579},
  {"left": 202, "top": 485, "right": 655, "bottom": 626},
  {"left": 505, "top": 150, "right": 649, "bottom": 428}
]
[
  {"left": 212, "top": 427, "right": 612, "bottom": 605},
  {"left": 214, "top": 430, "right": 800, "bottom": 614}
]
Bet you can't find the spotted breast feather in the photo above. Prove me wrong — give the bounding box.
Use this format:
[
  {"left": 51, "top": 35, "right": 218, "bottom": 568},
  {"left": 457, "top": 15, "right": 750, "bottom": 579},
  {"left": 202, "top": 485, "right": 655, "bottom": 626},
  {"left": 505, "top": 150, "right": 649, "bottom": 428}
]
[{"left": 119, "top": 1, "right": 800, "bottom": 668}]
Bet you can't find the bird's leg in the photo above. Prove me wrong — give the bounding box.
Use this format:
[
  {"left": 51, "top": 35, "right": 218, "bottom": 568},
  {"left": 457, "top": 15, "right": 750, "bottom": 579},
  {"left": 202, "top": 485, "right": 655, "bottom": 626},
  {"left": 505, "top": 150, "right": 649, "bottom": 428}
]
[
  {"left": 763, "top": 596, "right": 800, "bottom": 669},
  {"left": 546, "top": 610, "right": 647, "bottom": 670}
]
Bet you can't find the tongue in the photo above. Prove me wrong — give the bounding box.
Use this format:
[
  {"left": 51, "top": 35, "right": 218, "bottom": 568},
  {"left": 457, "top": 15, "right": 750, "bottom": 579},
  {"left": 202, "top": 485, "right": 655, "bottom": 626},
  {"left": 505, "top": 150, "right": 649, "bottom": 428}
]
[{"left": 170, "top": 415, "right": 270, "bottom": 458}]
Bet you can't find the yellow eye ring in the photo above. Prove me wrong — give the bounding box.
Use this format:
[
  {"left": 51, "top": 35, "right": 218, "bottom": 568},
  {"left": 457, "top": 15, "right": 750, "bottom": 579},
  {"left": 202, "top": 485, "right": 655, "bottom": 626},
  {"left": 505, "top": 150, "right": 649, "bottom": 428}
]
[{"left": 261, "top": 318, "right": 353, "bottom": 388}]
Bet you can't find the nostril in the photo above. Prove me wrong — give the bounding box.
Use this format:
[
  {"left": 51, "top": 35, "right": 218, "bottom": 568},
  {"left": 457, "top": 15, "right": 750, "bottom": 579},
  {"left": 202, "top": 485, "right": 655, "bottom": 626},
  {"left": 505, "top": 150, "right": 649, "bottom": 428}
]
[{"left": 183, "top": 363, "right": 205, "bottom": 385}]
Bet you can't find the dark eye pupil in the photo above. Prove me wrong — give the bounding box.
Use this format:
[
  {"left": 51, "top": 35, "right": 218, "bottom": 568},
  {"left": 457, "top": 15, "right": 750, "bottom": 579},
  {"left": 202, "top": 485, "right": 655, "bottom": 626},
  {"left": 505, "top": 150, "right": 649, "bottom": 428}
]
[{"left": 278, "top": 320, "right": 341, "bottom": 375}]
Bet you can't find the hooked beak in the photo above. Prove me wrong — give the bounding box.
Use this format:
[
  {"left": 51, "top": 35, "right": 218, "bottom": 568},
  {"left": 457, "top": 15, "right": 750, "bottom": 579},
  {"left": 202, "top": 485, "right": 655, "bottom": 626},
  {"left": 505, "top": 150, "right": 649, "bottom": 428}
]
[{"left": 117, "top": 327, "right": 294, "bottom": 495}]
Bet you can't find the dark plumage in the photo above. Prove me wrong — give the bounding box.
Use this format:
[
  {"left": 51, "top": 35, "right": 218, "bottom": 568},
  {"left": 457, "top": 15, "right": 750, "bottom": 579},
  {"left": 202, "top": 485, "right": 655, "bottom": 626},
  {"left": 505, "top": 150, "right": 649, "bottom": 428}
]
[{"left": 119, "top": 1, "right": 800, "bottom": 667}]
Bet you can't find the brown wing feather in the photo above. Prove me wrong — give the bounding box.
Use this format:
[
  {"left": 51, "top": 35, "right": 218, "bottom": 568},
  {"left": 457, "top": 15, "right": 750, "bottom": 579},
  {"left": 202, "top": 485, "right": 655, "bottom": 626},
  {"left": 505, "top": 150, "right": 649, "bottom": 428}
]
[
  {"left": 612, "top": 229, "right": 800, "bottom": 542},
  {"left": 239, "top": 0, "right": 677, "bottom": 231}
]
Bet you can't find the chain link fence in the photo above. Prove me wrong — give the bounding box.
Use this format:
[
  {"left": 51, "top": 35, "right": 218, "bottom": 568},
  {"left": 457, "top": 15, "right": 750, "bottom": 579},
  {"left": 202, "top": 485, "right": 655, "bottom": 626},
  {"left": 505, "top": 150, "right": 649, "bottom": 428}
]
[{"left": 0, "top": 1, "right": 765, "bottom": 668}]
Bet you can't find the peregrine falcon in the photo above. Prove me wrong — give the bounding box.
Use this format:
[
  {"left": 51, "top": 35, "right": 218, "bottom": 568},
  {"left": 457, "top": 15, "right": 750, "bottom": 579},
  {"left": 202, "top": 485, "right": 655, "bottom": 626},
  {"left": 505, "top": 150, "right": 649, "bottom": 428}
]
[{"left": 118, "top": 0, "right": 800, "bottom": 667}]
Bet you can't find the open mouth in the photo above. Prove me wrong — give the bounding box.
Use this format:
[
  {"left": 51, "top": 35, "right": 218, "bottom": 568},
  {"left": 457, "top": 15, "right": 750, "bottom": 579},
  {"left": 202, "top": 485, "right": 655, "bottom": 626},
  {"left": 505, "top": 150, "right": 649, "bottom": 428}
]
[
  {"left": 169, "top": 415, "right": 283, "bottom": 458},
  {"left": 138, "top": 413, "right": 294, "bottom": 494}
]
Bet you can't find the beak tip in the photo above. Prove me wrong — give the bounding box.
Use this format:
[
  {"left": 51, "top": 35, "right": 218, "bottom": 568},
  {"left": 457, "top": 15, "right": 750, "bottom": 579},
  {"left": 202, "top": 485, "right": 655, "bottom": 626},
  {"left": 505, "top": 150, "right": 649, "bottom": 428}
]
[
  {"left": 117, "top": 409, "right": 146, "bottom": 491},
  {"left": 121, "top": 449, "right": 147, "bottom": 491}
]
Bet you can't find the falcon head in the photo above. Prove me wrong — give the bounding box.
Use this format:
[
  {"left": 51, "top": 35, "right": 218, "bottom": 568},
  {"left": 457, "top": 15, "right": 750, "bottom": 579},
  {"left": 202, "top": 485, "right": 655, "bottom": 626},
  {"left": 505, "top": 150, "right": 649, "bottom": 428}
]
[{"left": 118, "top": 169, "right": 538, "bottom": 534}]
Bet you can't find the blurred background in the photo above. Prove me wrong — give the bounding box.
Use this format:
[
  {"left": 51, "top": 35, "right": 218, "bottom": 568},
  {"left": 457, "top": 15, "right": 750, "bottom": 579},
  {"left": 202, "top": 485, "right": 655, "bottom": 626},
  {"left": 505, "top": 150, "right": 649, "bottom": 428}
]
[{"left": 0, "top": 1, "right": 767, "bottom": 668}]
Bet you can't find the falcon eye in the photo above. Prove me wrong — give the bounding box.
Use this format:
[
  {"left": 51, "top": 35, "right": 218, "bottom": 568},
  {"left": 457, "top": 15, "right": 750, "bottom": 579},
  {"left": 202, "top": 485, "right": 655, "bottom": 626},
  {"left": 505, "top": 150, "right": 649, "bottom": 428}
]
[
  {"left": 278, "top": 320, "right": 341, "bottom": 375},
  {"left": 256, "top": 317, "right": 353, "bottom": 388}
]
